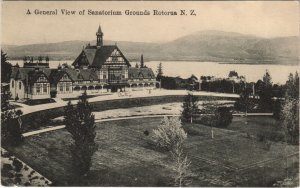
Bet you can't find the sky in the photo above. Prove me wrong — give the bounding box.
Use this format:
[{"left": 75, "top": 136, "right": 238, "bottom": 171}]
[{"left": 1, "top": 1, "right": 299, "bottom": 45}]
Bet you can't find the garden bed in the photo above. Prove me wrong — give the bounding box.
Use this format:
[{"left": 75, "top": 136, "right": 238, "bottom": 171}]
[{"left": 23, "top": 98, "right": 56, "bottom": 106}]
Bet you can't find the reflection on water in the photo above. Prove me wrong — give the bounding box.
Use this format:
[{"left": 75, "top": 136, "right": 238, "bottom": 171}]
[{"left": 10, "top": 60, "right": 300, "bottom": 84}]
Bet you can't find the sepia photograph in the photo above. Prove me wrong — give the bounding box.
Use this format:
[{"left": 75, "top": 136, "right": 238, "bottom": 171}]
[{"left": 1, "top": 1, "right": 299, "bottom": 187}]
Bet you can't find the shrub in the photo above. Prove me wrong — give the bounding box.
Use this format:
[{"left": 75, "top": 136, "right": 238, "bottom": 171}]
[
  {"left": 144, "top": 130, "right": 149, "bottom": 136},
  {"left": 272, "top": 99, "right": 282, "bottom": 120},
  {"left": 12, "top": 159, "right": 23, "bottom": 172},
  {"left": 50, "top": 90, "right": 57, "bottom": 98},
  {"left": 152, "top": 116, "right": 187, "bottom": 151},
  {"left": 215, "top": 107, "right": 233, "bottom": 128},
  {"left": 199, "top": 114, "right": 215, "bottom": 126},
  {"left": 257, "top": 130, "right": 285, "bottom": 143}
]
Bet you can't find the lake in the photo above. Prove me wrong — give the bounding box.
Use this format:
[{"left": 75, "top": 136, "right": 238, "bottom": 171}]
[{"left": 9, "top": 60, "right": 299, "bottom": 84}]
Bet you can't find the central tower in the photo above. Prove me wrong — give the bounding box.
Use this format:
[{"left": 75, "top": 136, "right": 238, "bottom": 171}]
[{"left": 96, "top": 25, "right": 103, "bottom": 47}]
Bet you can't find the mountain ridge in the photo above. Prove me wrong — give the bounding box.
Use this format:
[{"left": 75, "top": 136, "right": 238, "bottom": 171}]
[{"left": 2, "top": 30, "right": 299, "bottom": 64}]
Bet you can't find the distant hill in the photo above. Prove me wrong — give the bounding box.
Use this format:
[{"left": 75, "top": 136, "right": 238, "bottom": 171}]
[{"left": 2, "top": 30, "right": 299, "bottom": 64}]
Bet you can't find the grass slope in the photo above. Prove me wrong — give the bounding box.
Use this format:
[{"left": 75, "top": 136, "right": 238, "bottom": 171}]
[{"left": 6, "top": 117, "right": 299, "bottom": 186}]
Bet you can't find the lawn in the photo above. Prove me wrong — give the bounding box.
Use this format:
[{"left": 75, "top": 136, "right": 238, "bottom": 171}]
[{"left": 6, "top": 117, "right": 299, "bottom": 186}]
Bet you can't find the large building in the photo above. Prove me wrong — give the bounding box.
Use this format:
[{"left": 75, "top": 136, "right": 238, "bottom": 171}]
[
  {"left": 9, "top": 26, "right": 157, "bottom": 99},
  {"left": 72, "top": 25, "right": 156, "bottom": 92}
]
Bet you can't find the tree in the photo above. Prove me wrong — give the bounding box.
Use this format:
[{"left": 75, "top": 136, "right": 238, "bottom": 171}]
[
  {"left": 135, "top": 63, "right": 139, "bottom": 68},
  {"left": 152, "top": 117, "right": 192, "bottom": 186},
  {"left": 181, "top": 92, "right": 199, "bottom": 123},
  {"left": 258, "top": 70, "right": 273, "bottom": 111},
  {"left": 200, "top": 99, "right": 219, "bottom": 139},
  {"left": 171, "top": 142, "right": 192, "bottom": 187},
  {"left": 234, "top": 86, "right": 255, "bottom": 117},
  {"left": 152, "top": 116, "right": 187, "bottom": 151},
  {"left": 64, "top": 92, "right": 98, "bottom": 177},
  {"left": 1, "top": 89, "right": 23, "bottom": 146},
  {"left": 281, "top": 99, "right": 299, "bottom": 144},
  {"left": 281, "top": 72, "right": 299, "bottom": 145},
  {"left": 156, "top": 62, "right": 163, "bottom": 80},
  {"left": 228, "top": 70, "right": 238, "bottom": 78},
  {"left": 285, "top": 72, "right": 299, "bottom": 101},
  {"left": 1, "top": 50, "right": 12, "bottom": 83}
]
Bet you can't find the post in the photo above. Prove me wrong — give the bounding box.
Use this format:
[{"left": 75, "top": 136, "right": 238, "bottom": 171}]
[
  {"left": 160, "top": 79, "right": 162, "bottom": 90},
  {"left": 199, "top": 80, "right": 201, "bottom": 91}
]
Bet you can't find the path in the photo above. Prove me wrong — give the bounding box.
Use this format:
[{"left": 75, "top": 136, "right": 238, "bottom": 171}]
[
  {"left": 12, "top": 89, "right": 239, "bottom": 115},
  {"left": 22, "top": 112, "right": 273, "bottom": 138},
  {"left": 22, "top": 114, "right": 180, "bottom": 137}
]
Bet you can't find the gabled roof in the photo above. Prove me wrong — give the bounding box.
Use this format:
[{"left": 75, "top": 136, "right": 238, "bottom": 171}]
[
  {"left": 50, "top": 69, "right": 73, "bottom": 84},
  {"left": 72, "top": 45, "right": 130, "bottom": 68},
  {"left": 128, "top": 68, "right": 155, "bottom": 79},
  {"left": 27, "top": 71, "right": 50, "bottom": 85}
]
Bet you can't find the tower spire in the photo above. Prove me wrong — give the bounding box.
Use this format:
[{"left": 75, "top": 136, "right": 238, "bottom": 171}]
[
  {"left": 96, "top": 25, "right": 104, "bottom": 47},
  {"left": 140, "top": 54, "right": 144, "bottom": 68}
]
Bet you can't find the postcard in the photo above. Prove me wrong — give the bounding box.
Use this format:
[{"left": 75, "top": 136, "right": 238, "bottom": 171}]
[{"left": 1, "top": 1, "right": 299, "bottom": 187}]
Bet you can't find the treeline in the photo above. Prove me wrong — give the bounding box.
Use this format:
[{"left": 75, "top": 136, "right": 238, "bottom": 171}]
[{"left": 158, "top": 74, "right": 286, "bottom": 98}]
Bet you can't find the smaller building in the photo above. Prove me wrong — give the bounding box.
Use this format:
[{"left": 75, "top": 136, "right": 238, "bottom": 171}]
[
  {"left": 128, "top": 67, "right": 156, "bottom": 91},
  {"left": 10, "top": 60, "right": 51, "bottom": 99}
]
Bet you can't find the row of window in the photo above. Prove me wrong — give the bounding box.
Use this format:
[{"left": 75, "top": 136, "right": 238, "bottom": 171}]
[
  {"left": 36, "top": 84, "right": 48, "bottom": 95},
  {"left": 57, "top": 83, "right": 72, "bottom": 93},
  {"left": 11, "top": 80, "right": 22, "bottom": 90}
]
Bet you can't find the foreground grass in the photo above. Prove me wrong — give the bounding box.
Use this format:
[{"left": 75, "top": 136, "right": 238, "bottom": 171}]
[{"left": 6, "top": 117, "right": 299, "bottom": 186}]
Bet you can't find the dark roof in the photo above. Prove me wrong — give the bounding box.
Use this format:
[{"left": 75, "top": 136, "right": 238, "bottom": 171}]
[
  {"left": 63, "top": 68, "right": 98, "bottom": 81},
  {"left": 128, "top": 68, "right": 155, "bottom": 79},
  {"left": 11, "top": 66, "right": 99, "bottom": 85},
  {"left": 49, "top": 69, "right": 73, "bottom": 84},
  {"left": 72, "top": 45, "right": 130, "bottom": 68}
]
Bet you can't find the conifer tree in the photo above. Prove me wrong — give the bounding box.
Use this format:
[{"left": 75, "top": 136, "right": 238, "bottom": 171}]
[
  {"left": 235, "top": 86, "right": 255, "bottom": 117},
  {"left": 1, "top": 89, "right": 23, "bottom": 146},
  {"left": 181, "top": 92, "right": 199, "bottom": 123},
  {"left": 1, "top": 50, "right": 12, "bottom": 83},
  {"left": 156, "top": 62, "right": 163, "bottom": 80},
  {"left": 258, "top": 70, "right": 273, "bottom": 111},
  {"left": 64, "top": 92, "right": 98, "bottom": 177}
]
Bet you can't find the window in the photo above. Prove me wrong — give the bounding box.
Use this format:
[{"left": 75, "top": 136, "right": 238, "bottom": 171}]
[
  {"left": 12, "top": 80, "right": 14, "bottom": 88},
  {"left": 103, "top": 75, "right": 106, "bottom": 79},
  {"left": 19, "top": 82, "right": 22, "bottom": 90},
  {"left": 36, "top": 84, "right": 41, "bottom": 94},
  {"left": 59, "top": 83, "right": 64, "bottom": 92},
  {"left": 43, "top": 84, "right": 47, "bottom": 93},
  {"left": 66, "top": 83, "right": 70, "bottom": 92}
]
